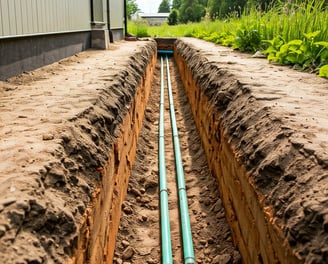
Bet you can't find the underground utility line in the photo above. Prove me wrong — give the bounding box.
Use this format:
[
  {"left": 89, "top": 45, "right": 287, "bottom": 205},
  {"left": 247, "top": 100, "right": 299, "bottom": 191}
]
[
  {"left": 158, "top": 55, "right": 195, "bottom": 264},
  {"left": 159, "top": 56, "right": 173, "bottom": 264}
]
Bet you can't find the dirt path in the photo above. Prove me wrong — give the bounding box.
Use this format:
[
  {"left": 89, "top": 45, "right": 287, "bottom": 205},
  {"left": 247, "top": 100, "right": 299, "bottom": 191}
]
[{"left": 114, "top": 58, "right": 241, "bottom": 264}]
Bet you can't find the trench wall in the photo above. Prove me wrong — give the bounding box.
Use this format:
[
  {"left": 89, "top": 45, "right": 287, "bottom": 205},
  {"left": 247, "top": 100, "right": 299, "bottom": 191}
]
[
  {"left": 71, "top": 47, "right": 157, "bottom": 263},
  {"left": 174, "top": 39, "right": 302, "bottom": 264}
]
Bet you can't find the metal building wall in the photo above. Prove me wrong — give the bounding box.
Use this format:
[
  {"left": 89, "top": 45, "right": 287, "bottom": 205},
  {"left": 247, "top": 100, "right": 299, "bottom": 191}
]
[
  {"left": 109, "top": 0, "right": 124, "bottom": 29},
  {"left": 0, "top": 0, "right": 91, "bottom": 39},
  {"left": 109, "top": 0, "right": 124, "bottom": 40}
]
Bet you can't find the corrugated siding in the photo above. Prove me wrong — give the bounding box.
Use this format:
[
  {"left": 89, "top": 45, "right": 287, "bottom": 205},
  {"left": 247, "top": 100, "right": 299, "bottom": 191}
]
[
  {"left": 110, "top": 0, "right": 124, "bottom": 29},
  {"left": 93, "top": 0, "right": 104, "bottom": 22},
  {"left": 0, "top": 0, "right": 91, "bottom": 38}
]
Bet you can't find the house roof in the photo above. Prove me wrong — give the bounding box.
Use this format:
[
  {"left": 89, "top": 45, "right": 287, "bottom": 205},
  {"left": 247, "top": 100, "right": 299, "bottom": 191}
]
[{"left": 139, "top": 13, "right": 170, "bottom": 18}]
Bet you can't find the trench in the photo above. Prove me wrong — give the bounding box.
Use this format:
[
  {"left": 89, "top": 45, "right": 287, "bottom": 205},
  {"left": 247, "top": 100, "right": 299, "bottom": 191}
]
[
  {"left": 113, "top": 52, "right": 240, "bottom": 263},
  {"left": 101, "top": 38, "right": 305, "bottom": 264}
]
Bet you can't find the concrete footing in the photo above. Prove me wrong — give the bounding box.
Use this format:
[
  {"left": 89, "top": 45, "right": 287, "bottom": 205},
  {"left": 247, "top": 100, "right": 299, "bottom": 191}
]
[
  {"left": 91, "top": 29, "right": 111, "bottom": 49},
  {"left": 0, "top": 32, "right": 91, "bottom": 80}
]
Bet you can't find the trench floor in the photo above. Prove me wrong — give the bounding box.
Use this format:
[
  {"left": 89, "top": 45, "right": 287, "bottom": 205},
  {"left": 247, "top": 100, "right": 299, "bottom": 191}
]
[{"left": 114, "top": 58, "right": 241, "bottom": 264}]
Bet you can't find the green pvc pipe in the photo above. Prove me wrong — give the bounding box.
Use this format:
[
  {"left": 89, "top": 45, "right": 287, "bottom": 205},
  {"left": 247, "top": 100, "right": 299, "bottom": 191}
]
[
  {"left": 159, "top": 56, "right": 173, "bottom": 264},
  {"left": 165, "top": 56, "right": 195, "bottom": 264}
]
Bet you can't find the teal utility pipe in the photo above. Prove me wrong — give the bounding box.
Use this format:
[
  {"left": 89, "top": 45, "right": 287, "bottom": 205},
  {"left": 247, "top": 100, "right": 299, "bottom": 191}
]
[
  {"left": 165, "top": 56, "right": 195, "bottom": 264},
  {"left": 159, "top": 56, "right": 173, "bottom": 264},
  {"left": 158, "top": 49, "right": 174, "bottom": 56}
]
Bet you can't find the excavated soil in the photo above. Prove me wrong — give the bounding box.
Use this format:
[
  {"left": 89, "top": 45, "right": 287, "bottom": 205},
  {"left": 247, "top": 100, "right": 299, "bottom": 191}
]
[
  {"left": 0, "top": 40, "right": 156, "bottom": 263},
  {"left": 114, "top": 58, "right": 241, "bottom": 264},
  {"left": 174, "top": 38, "right": 328, "bottom": 264}
]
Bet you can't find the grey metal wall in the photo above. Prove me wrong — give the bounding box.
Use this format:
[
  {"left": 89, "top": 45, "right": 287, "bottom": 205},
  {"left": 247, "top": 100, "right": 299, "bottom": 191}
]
[
  {"left": 109, "top": 0, "right": 124, "bottom": 30},
  {"left": 0, "top": 0, "right": 91, "bottom": 38}
]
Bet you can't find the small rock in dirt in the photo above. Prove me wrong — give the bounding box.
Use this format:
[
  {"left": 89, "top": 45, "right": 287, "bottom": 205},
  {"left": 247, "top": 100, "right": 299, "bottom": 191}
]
[
  {"left": 137, "top": 195, "right": 151, "bottom": 204},
  {"left": 140, "top": 187, "right": 146, "bottom": 194},
  {"left": 199, "top": 239, "right": 207, "bottom": 245},
  {"left": 123, "top": 206, "right": 133, "bottom": 214},
  {"left": 122, "top": 240, "right": 130, "bottom": 247},
  {"left": 60, "top": 132, "right": 71, "bottom": 143},
  {"left": 141, "top": 215, "right": 148, "bottom": 222},
  {"left": 130, "top": 187, "right": 142, "bottom": 197},
  {"left": 42, "top": 133, "right": 54, "bottom": 140},
  {"left": 212, "top": 254, "right": 231, "bottom": 264},
  {"left": 122, "top": 246, "right": 135, "bottom": 260},
  {"left": 114, "top": 258, "right": 123, "bottom": 264}
]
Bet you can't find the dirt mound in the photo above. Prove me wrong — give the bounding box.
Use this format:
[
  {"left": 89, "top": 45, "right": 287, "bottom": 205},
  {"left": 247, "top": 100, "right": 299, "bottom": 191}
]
[
  {"left": 0, "top": 40, "right": 156, "bottom": 263},
  {"left": 175, "top": 38, "right": 328, "bottom": 263}
]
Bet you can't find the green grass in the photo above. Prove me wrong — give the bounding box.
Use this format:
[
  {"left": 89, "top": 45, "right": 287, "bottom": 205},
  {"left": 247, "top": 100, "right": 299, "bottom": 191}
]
[{"left": 128, "top": 0, "right": 328, "bottom": 76}]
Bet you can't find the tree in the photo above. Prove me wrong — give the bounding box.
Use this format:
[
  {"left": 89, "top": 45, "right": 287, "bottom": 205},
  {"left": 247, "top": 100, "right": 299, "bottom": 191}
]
[
  {"left": 207, "top": 0, "right": 249, "bottom": 19},
  {"left": 168, "top": 9, "right": 179, "bottom": 25},
  {"left": 172, "top": 0, "right": 182, "bottom": 9},
  {"left": 179, "top": 0, "right": 206, "bottom": 23},
  {"left": 126, "top": 0, "right": 139, "bottom": 19},
  {"left": 158, "top": 0, "right": 171, "bottom": 13},
  {"left": 198, "top": 0, "right": 208, "bottom": 7},
  {"left": 207, "top": 0, "right": 221, "bottom": 19}
]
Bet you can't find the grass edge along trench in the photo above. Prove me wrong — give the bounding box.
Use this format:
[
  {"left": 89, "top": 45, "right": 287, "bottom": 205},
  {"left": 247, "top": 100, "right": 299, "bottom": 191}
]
[{"left": 129, "top": 0, "right": 328, "bottom": 78}]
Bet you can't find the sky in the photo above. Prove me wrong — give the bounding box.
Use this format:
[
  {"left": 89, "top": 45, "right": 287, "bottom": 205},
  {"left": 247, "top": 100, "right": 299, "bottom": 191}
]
[{"left": 135, "top": 0, "right": 164, "bottom": 13}]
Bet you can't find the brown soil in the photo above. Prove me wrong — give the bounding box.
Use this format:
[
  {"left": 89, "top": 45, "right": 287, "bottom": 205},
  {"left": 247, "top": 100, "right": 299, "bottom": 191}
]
[
  {"left": 114, "top": 58, "right": 241, "bottom": 264},
  {"left": 0, "top": 40, "right": 156, "bottom": 263},
  {"left": 175, "top": 38, "right": 328, "bottom": 264}
]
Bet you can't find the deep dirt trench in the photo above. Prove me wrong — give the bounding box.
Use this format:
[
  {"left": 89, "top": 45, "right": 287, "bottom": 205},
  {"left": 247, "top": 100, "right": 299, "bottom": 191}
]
[{"left": 114, "top": 58, "right": 241, "bottom": 264}]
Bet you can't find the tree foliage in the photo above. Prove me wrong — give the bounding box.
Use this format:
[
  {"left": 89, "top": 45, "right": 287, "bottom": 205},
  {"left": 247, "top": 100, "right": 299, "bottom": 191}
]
[
  {"left": 172, "top": 0, "right": 182, "bottom": 9},
  {"left": 158, "top": 0, "right": 171, "bottom": 13},
  {"left": 168, "top": 9, "right": 179, "bottom": 25},
  {"left": 179, "top": 0, "right": 206, "bottom": 23},
  {"left": 126, "top": 0, "right": 139, "bottom": 19}
]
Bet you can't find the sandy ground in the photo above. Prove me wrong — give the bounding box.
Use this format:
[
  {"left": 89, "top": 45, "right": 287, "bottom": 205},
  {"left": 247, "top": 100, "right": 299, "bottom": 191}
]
[
  {"left": 114, "top": 58, "right": 241, "bottom": 264},
  {"left": 0, "top": 40, "right": 156, "bottom": 263}
]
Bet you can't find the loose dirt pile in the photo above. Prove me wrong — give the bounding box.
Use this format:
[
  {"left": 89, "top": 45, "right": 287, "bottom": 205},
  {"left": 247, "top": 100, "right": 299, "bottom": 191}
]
[
  {"left": 175, "top": 38, "right": 328, "bottom": 263},
  {"left": 0, "top": 40, "right": 156, "bottom": 263}
]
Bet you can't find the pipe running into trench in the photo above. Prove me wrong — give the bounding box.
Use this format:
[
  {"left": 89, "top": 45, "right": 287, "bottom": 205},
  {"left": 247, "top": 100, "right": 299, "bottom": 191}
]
[
  {"left": 158, "top": 55, "right": 195, "bottom": 264},
  {"left": 159, "top": 56, "right": 173, "bottom": 264}
]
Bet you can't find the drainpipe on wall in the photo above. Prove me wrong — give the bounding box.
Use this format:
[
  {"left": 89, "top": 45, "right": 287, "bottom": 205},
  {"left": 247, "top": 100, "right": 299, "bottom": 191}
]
[
  {"left": 124, "top": 0, "right": 128, "bottom": 36},
  {"left": 90, "top": 0, "right": 94, "bottom": 22}
]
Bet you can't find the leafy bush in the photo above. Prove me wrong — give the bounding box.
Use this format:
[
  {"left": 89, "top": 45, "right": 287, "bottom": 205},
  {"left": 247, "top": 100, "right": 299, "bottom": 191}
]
[
  {"left": 263, "top": 31, "right": 328, "bottom": 71},
  {"left": 319, "top": 65, "right": 328, "bottom": 78},
  {"left": 234, "top": 27, "right": 261, "bottom": 52}
]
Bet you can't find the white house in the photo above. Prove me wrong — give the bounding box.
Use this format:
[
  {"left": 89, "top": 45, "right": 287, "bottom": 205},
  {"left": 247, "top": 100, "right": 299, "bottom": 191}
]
[{"left": 138, "top": 13, "right": 170, "bottom": 26}]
